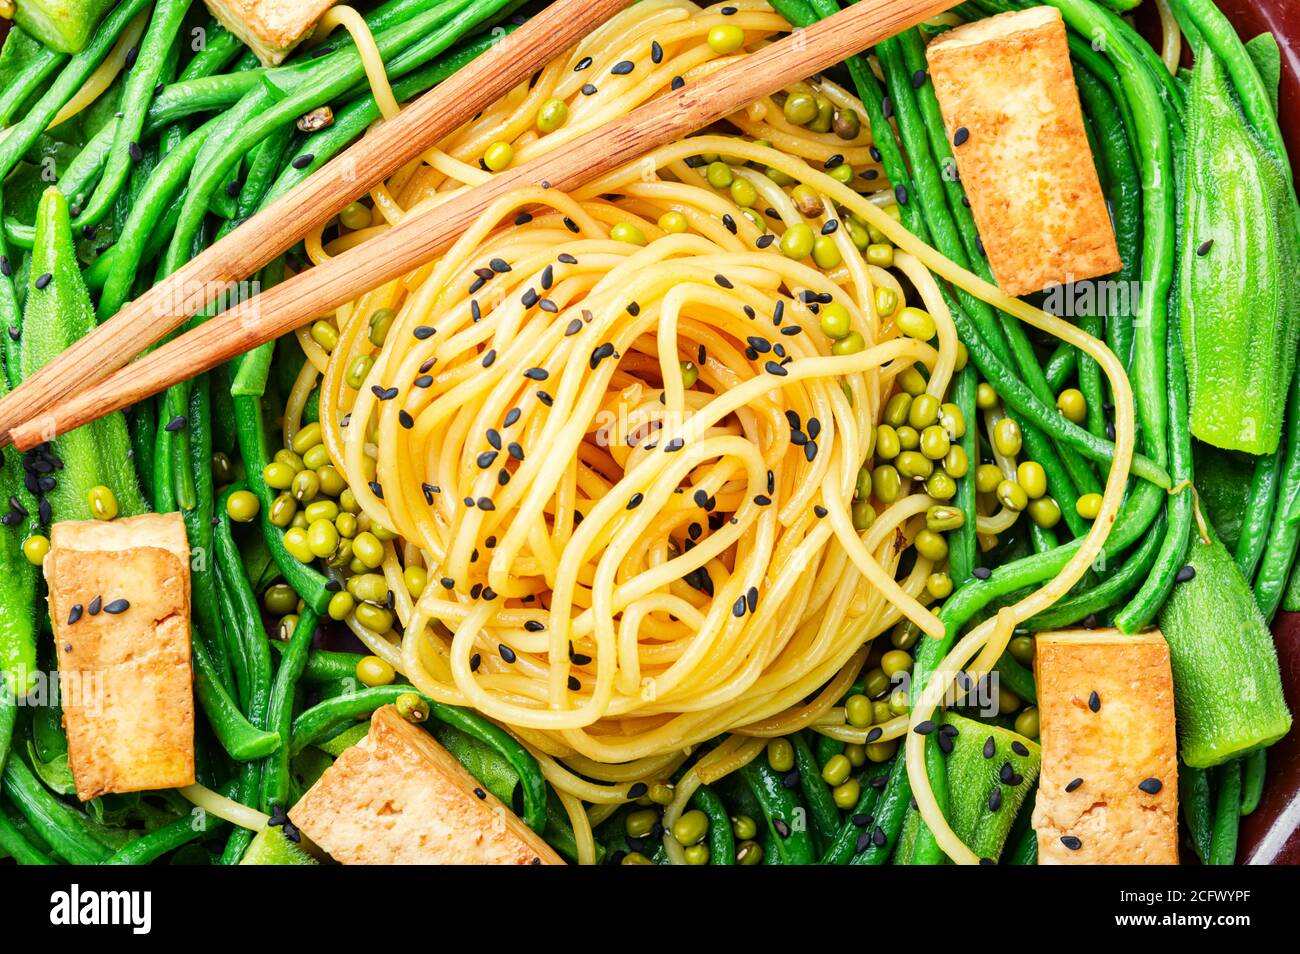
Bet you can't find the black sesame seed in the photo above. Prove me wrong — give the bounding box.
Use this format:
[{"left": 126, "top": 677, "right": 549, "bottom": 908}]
[
  {"left": 67, "top": 604, "right": 84, "bottom": 625},
  {"left": 564, "top": 318, "right": 583, "bottom": 336},
  {"left": 764, "top": 361, "right": 787, "bottom": 376},
  {"left": 756, "top": 234, "right": 775, "bottom": 249},
  {"left": 104, "top": 598, "right": 129, "bottom": 614},
  {"left": 1065, "top": 777, "right": 1084, "bottom": 793},
  {"left": 1088, "top": 690, "right": 1101, "bottom": 712},
  {"left": 507, "top": 442, "right": 524, "bottom": 461},
  {"left": 481, "top": 349, "right": 496, "bottom": 368},
  {"left": 913, "top": 720, "right": 936, "bottom": 736},
  {"left": 821, "top": 219, "right": 838, "bottom": 235},
  {"left": 574, "top": 56, "right": 592, "bottom": 71},
  {"left": 721, "top": 213, "right": 737, "bottom": 234},
  {"left": 1175, "top": 564, "right": 1195, "bottom": 583},
  {"left": 894, "top": 184, "right": 908, "bottom": 205},
  {"left": 732, "top": 596, "right": 746, "bottom": 618},
  {"left": 499, "top": 644, "right": 516, "bottom": 663},
  {"left": 972, "top": 566, "right": 991, "bottom": 580},
  {"left": 671, "top": 75, "right": 684, "bottom": 90},
  {"left": 291, "top": 153, "right": 314, "bottom": 169},
  {"left": 953, "top": 126, "right": 969, "bottom": 146},
  {"left": 611, "top": 60, "right": 634, "bottom": 75},
  {"left": 1138, "top": 777, "right": 1163, "bottom": 794},
  {"left": 773, "top": 819, "right": 790, "bottom": 838},
  {"left": 1060, "top": 835, "right": 1082, "bottom": 851},
  {"left": 477, "top": 496, "right": 495, "bottom": 511},
  {"left": 713, "top": 273, "right": 733, "bottom": 289},
  {"left": 369, "top": 481, "right": 384, "bottom": 499},
  {"left": 476, "top": 451, "right": 498, "bottom": 469},
  {"left": 536, "top": 390, "right": 553, "bottom": 407},
  {"left": 128, "top": 141, "right": 143, "bottom": 162},
  {"left": 164, "top": 415, "right": 187, "bottom": 432},
  {"left": 1196, "top": 239, "right": 1213, "bottom": 256},
  {"left": 1010, "top": 740, "right": 1029, "bottom": 757},
  {"left": 34, "top": 272, "right": 52, "bottom": 290},
  {"left": 413, "top": 325, "right": 435, "bottom": 339},
  {"left": 581, "top": 83, "right": 597, "bottom": 95},
  {"left": 664, "top": 437, "right": 684, "bottom": 453},
  {"left": 987, "top": 788, "right": 1002, "bottom": 811},
  {"left": 414, "top": 375, "right": 433, "bottom": 388},
  {"left": 0, "top": 257, "right": 9, "bottom": 277},
  {"left": 371, "top": 385, "right": 398, "bottom": 401},
  {"left": 88, "top": 595, "right": 102, "bottom": 615}
]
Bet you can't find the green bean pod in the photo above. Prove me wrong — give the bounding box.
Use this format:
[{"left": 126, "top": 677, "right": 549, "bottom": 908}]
[
  {"left": 2, "top": 755, "right": 110, "bottom": 864},
  {"left": 738, "top": 757, "right": 814, "bottom": 865},
  {"left": 1180, "top": 762, "right": 1213, "bottom": 864},
  {"left": 0, "top": 27, "right": 66, "bottom": 128},
  {"left": 1209, "top": 759, "right": 1242, "bottom": 864},
  {"left": 850, "top": 753, "right": 911, "bottom": 864},
  {"left": 791, "top": 733, "right": 840, "bottom": 852},
  {"left": 0, "top": 807, "right": 54, "bottom": 865},
  {"left": 260, "top": 606, "right": 321, "bottom": 813},
  {"left": 1235, "top": 448, "right": 1284, "bottom": 583},
  {"left": 192, "top": 632, "right": 280, "bottom": 761},
  {"left": 1240, "top": 748, "right": 1267, "bottom": 817},
  {"left": 1023, "top": 511, "right": 1165, "bottom": 632},
  {"left": 689, "top": 783, "right": 736, "bottom": 865},
  {"left": 1253, "top": 375, "right": 1300, "bottom": 620}
]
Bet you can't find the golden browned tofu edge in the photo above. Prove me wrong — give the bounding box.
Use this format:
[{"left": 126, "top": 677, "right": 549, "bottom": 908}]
[
  {"left": 46, "top": 514, "right": 195, "bottom": 801},
  {"left": 1032, "top": 629, "right": 1179, "bottom": 864},
  {"left": 202, "top": 0, "right": 337, "bottom": 66},
  {"left": 925, "top": 7, "right": 1122, "bottom": 296},
  {"left": 289, "top": 706, "right": 563, "bottom": 865}
]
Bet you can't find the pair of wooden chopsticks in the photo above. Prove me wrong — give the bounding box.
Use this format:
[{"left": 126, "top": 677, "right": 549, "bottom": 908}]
[{"left": 3, "top": 0, "right": 958, "bottom": 451}]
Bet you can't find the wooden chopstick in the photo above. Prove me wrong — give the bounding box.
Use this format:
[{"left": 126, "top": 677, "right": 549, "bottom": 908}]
[
  {"left": 10, "top": 0, "right": 959, "bottom": 450},
  {"left": 0, "top": 0, "right": 636, "bottom": 441}
]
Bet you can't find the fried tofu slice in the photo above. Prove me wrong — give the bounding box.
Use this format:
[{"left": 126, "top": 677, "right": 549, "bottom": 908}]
[
  {"left": 46, "top": 513, "right": 195, "bottom": 802},
  {"left": 201, "top": 0, "right": 336, "bottom": 66},
  {"left": 1032, "top": 629, "right": 1179, "bottom": 864},
  {"left": 289, "top": 705, "right": 563, "bottom": 865},
  {"left": 926, "top": 7, "right": 1122, "bottom": 296}
]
